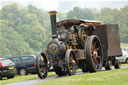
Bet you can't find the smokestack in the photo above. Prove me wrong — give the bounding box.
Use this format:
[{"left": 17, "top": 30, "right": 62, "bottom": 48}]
[{"left": 49, "top": 11, "right": 57, "bottom": 38}]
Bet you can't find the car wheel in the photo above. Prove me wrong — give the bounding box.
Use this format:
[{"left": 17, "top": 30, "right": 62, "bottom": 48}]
[
  {"left": 19, "top": 68, "right": 28, "bottom": 75},
  {"left": 0, "top": 74, "right": 2, "bottom": 80},
  {"left": 126, "top": 58, "right": 128, "bottom": 63},
  {"left": 7, "top": 75, "right": 14, "bottom": 79}
]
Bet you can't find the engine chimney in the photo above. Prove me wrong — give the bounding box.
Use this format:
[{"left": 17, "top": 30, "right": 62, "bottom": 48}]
[{"left": 49, "top": 11, "right": 57, "bottom": 38}]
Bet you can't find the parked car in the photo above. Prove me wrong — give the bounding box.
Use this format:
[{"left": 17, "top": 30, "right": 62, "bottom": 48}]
[
  {"left": 0, "top": 58, "right": 16, "bottom": 80},
  {"left": 122, "top": 47, "right": 128, "bottom": 53},
  {"left": 116, "top": 48, "right": 128, "bottom": 63},
  {"left": 8, "top": 55, "right": 37, "bottom": 75}
]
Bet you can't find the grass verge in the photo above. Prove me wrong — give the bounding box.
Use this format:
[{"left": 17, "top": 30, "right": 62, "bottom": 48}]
[
  {"left": 121, "top": 43, "right": 128, "bottom": 48},
  {"left": 0, "top": 72, "right": 56, "bottom": 85},
  {"left": 38, "top": 68, "right": 128, "bottom": 85},
  {"left": 0, "top": 64, "right": 127, "bottom": 85}
]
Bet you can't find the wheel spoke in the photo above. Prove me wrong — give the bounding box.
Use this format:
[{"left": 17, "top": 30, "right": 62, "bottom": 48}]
[
  {"left": 96, "top": 56, "right": 100, "bottom": 58},
  {"left": 93, "top": 56, "right": 99, "bottom": 64},
  {"left": 82, "top": 31, "right": 86, "bottom": 42},
  {"left": 40, "top": 67, "right": 44, "bottom": 72},
  {"left": 65, "top": 50, "right": 76, "bottom": 75},
  {"left": 36, "top": 53, "right": 48, "bottom": 79},
  {"left": 69, "top": 64, "right": 73, "bottom": 70},
  {"left": 85, "top": 36, "right": 102, "bottom": 72},
  {"left": 91, "top": 42, "right": 97, "bottom": 51}
]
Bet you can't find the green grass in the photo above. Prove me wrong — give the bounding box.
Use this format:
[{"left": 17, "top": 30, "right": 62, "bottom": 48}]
[
  {"left": 0, "top": 72, "right": 56, "bottom": 85},
  {"left": 122, "top": 64, "right": 128, "bottom": 66},
  {"left": 38, "top": 68, "right": 128, "bottom": 85},
  {"left": 121, "top": 43, "right": 128, "bottom": 47}
]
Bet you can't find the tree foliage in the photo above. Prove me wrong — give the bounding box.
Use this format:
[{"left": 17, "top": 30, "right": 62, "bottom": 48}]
[
  {"left": 67, "top": 7, "right": 95, "bottom": 20},
  {"left": 0, "top": 3, "right": 128, "bottom": 57},
  {"left": 0, "top": 3, "right": 50, "bottom": 57}
]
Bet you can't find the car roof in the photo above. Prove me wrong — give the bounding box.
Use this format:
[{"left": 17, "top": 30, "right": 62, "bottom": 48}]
[
  {"left": 7, "top": 54, "right": 36, "bottom": 58},
  {"left": 0, "top": 58, "right": 9, "bottom": 60}
]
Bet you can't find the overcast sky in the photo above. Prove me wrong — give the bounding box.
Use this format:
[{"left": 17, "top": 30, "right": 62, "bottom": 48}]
[{"left": 0, "top": 0, "right": 128, "bottom": 12}]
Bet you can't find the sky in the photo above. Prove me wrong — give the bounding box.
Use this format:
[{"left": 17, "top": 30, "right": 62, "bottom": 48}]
[{"left": 0, "top": 0, "right": 128, "bottom": 12}]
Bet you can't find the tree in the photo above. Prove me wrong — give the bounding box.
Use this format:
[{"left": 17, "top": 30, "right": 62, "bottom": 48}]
[
  {"left": 67, "top": 7, "right": 95, "bottom": 20},
  {"left": 0, "top": 20, "right": 34, "bottom": 57}
]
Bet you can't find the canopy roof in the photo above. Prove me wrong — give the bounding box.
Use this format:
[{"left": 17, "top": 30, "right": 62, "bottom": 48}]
[{"left": 56, "top": 19, "right": 100, "bottom": 29}]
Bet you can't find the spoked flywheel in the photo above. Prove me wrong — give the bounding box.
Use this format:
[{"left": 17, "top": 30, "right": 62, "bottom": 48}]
[
  {"left": 36, "top": 52, "right": 48, "bottom": 79},
  {"left": 78, "top": 26, "right": 87, "bottom": 43},
  {"left": 85, "top": 35, "right": 103, "bottom": 72},
  {"left": 65, "top": 49, "right": 77, "bottom": 75}
]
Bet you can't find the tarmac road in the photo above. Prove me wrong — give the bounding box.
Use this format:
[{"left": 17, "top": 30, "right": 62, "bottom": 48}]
[{"left": 4, "top": 65, "right": 128, "bottom": 85}]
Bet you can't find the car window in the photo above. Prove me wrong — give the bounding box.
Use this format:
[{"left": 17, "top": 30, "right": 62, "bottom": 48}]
[
  {"left": 11, "top": 57, "right": 21, "bottom": 63},
  {"left": 1, "top": 59, "right": 15, "bottom": 66},
  {"left": 22, "top": 56, "right": 34, "bottom": 63},
  {"left": 122, "top": 48, "right": 128, "bottom": 53},
  {"left": 122, "top": 49, "right": 128, "bottom": 56}
]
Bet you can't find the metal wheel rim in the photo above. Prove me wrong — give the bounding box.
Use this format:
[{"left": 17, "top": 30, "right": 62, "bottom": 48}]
[
  {"left": 91, "top": 38, "right": 102, "bottom": 70},
  {"left": 69, "top": 52, "right": 76, "bottom": 74},
  {"left": 36, "top": 53, "right": 48, "bottom": 79},
  {"left": 109, "top": 61, "right": 113, "bottom": 69},
  {"left": 82, "top": 31, "right": 86, "bottom": 42},
  {"left": 20, "top": 69, "right": 26, "bottom": 75},
  {"left": 38, "top": 56, "right": 46, "bottom": 75},
  {"left": 65, "top": 49, "right": 77, "bottom": 75},
  {"left": 117, "top": 60, "right": 121, "bottom": 68}
]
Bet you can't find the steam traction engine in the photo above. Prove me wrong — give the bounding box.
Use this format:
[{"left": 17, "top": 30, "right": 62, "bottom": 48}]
[{"left": 36, "top": 11, "right": 122, "bottom": 79}]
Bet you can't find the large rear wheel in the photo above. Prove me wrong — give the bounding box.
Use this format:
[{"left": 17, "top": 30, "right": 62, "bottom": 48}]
[
  {"left": 85, "top": 35, "right": 103, "bottom": 72},
  {"left": 65, "top": 49, "right": 77, "bottom": 76},
  {"left": 36, "top": 52, "right": 48, "bottom": 79}
]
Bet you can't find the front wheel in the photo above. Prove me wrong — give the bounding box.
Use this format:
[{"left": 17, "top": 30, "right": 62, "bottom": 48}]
[
  {"left": 36, "top": 52, "right": 48, "bottom": 79},
  {"left": 65, "top": 49, "right": 77, "bottom": 76}
]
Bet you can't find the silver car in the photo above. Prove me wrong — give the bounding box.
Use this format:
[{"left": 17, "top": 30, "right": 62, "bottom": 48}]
[{"left": 116, "top": 48, "right": 128, "bottom": 63}]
